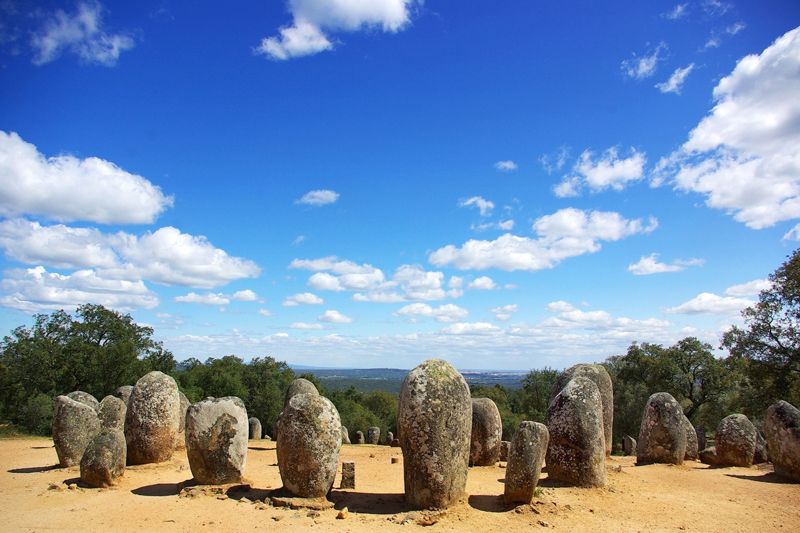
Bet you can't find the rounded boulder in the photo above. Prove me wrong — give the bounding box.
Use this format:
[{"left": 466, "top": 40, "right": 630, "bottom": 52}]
[
  {"left": 552, "top": 364, "right": 613, "bottom": 456},
  {"left": 66, "top": 391, "right": 100, "bottom": 412},
  {"left": 504, "top": 421, "right": 549, "bottom": 504},
  {"left": 249, "top": 417, "right": 262, "bottom": 440},
  {"left": 186, "top": 396, "right": 249, "bottom": 485},
  {"left": 98, "top": 395, "right": 126, "bottom": 431},
  {"left": 764, "top": 400, "right": 800, "bottom": 481},
  {"left": 367, "top": 426, "right": 380, "bottom": 445},
  {"left": 52, "top": 395, "right": 102, "bottom": 467},
  {"left": 470, "top": 398, "right": 502, "bottom": 466},
  {"left": 636, "top": 392, "right": 686, "bottom": 465},
  {"left": 80, "top": 429, "right": 126, "bottom": 488},
  {"left": 125, "top": 371, "right": 181, "bottom": 465},
  {"left": 715, "top": 413, "right": 756, "bottom": 467}
]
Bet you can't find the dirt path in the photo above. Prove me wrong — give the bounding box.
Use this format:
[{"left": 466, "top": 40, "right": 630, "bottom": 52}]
[{"left": 1, "top": 438, "right": 798, "bottom": 532}]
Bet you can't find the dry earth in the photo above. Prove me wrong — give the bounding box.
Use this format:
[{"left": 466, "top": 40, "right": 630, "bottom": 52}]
[{"left": 1, "top": 437, "right": 799, "bottom": 532}]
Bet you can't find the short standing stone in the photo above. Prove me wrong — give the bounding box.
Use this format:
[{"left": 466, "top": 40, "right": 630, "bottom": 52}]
[
  {"left": 385, "top": 431, "right": 394, "bottom": 444},
  {"left": 546, "top": 377, "right": 606, "bottom": 487},
  {"left": 696, "top": 426, "right": 707, "bottom": 450},
  {"left": 67, "top": 391, "right": 100, "bottom": 412},
  {"left": 113, "top": 385, "right": 133, "bottom": 406},
  {"left": 367, "top": 426, "right": 380, "bottom": 445},
  {"left": 622, "top": 435, "right": 637, "bottom": 456},
  {"left": 186, "top": 396, "right": 249, "bottom": 484},
  {"left": 176, "top": 391, "right": 190, "bottom": 450},
  {"left": 249, "top": 417, "right": 262, "bottom": 440},
  {"left": 355, "top": 431, "right": 365, "bottom": 444},
  {"left": 499, "top": 440, "right": 510, "bottom": 462},
  {"left": 504, "top": 421, "right": 549, "bottom": 504},
  {"left": 470, "top": 398, "right": 502, "bottom": 466},
  {"left": 715, "top": 413, "right": 756, "bottom": 467},
  {"left": 636, "top": 392, "right": 686, "bottom": 465},
  {"left": 551, "top": 364, "right": 614, "bottom": 456},
  {"left": 398, "top": 359, "right": 472, "bottom": 509},
  {"left": 125, "top": 371, "right": 181, "bottom": 465},
  {"left": 764, "top": 400, "right": 800, "bottom": 481},
  {"left": 52, "top": 395, "right": 102, "bottom": 467},
  {"left": 699, "top": 446, "right": 719, "bottom": 465},
  {"left": 98, "top": 395, "right": 126, "bottom": 431},
  {"left": 754, "top": 431, "right": 769, "bottom": 464},
  {"left": 341, "top": 425, "right": 351, "bottom": 444},
  {"left": 390, "top": 439, "right": 400, "bottom": 447},
  {"left": 80, "top": 429, "right": 126, "bottom": 488},
  {"left": 284, "top": 378, "right": 319, "bottom": 407},
  {"left": 277, "top": 393, "right": 342, "bottom": 498},
  {"left": 683, "top": 415, "right": 699, "bottom": 461},
  {"left": 341, "top": 461, "right": 355, "bottom": 489}
]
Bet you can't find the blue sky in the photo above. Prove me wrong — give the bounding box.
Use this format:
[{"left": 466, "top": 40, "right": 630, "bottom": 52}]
[{"left": 1, "top": 1, "right": 799, "bottom": 370}]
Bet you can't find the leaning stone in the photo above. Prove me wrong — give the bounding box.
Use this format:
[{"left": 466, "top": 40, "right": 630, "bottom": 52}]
[
  {"left": 125, "top": 371, "right": 181, "bottom": 465},
  {"left": 367, "top": 426, "right": 380, "bottom": 445},
  {"left": 80, "top": 429, "right": 126, "bottom": 488},
  {"left": 470, "top": 398, "right": 502, "bottom": 466},
  {"left": 622, "top": 435, "right": 636, "bottom": 456},
  {"left": 499, "top": 440, "right": 510, "bottom": 462},
  {"left": 98, "top": 395, "right": 126, "bottom": 431},
  {"left": 66, "top": 391, "right": 100, "bottom": 412},
  {"left": 249, "top": 417, "right": 262, "bottom": 440},
  {"left": 546, "top": 377, "right": 606, "bottom": 487},
  {"left": 341, "top": 425, "right": 351, "bottom": 444},
  {"left": 113, "top": 385, "right": 133, "bottom": 406},
  {"left": 355, "top": 431, "right": 365, "bottom": 444},
  {"left": 185, "top": 396, "right": 249, "bottom": 484},
  {"left": 683, "top": 415, "right": 699, "bottom": 461},
  {"left": 754, "top": 431, "right": 769, "bottom": 464},
  {"left": 341, "top": 461, "right": 355, "bottom": 489},
  {"left": 699, "top": 446, "right": 720, "bottom": 465},
  {"left": 504, "top": 421, "right": 549, "bottom": 504},
  {"left": 636, "top": 392, "right": 686, "bottom": 465},
  {"left": 764, "top": 400, "right": 800, "bottom": 481},
  {"left": 398, "top": 359, "right": 471, "bottom": 509},
  {"left": 52, "top": 395, "right": 102, "bottom": 467},
  {"left": 551, "top": 364, "right": 613, "bottom": 456},
  {"left": 715, "top": 413, "right": 756, "bottom": 467},
  {"left": 277, "top": 393, "right": 342, "bottom": 498},
  {"left": 385, "top": 431, "right": 394, "bottom": 445},
  {"left": 284, "top": 378, "right": 319, "bottom": 408}
]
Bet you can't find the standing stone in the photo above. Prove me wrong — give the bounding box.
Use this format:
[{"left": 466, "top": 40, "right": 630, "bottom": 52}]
[
  {"left": 552, "top": 364, "right": 613, "bottom": 456},
  {"left": 499, "top": 440, "right": 510, "bottom": 462},
  {"left": 683, "top": 415, "right": 699, "bottom": 461},
  {"left": 715, "top": 413, "right": 756, "bottom": 467},
  {"left": 390, "top": 438, "right": 400, "bottom": 447},
  {"left": 185, "top": 396, "right": 249, "bottom": 485},
  {"left": 98, "top": 395, "right": 126, "bottom": 431},
  {"left": 341, "top": 461, "right": 355, "bottom": 489},
  {"left": 696, "top": 426, "right": 707, "bottom": 450},
  {"left": 470, "top": 398, "right": 503, "bottom": 466},
  {"left": 341, "top": 425, "right": 351, "bottom": 444},
  {"left": 113, "top": 385, "right": 133, "bottom": 406},
  {"left": 80, "top": 429, "right": 126, "bottom": 488},
  {"left": 385, "top": 431, "right": 394, "bottom": 445},
  {"left": 546, "top": 377, "right": 606, "bottom": 487},
  {"left": 284, "top": 378, "right": 319, "bottom": 407},
  {"left": 636, "top": 392, "right": 686, "bottom": 465},
  {"left": 504, "top": 421, "right": 549, "bottom": 504},
  {"left": 764, "top": 400, "right": 800, "bottom": 481},
  {"left": 398, "top": 359, "right": 472, "bottom": 509},
  {"left": 249, "top": 417, "right": 263, "bottom": 440},
  {"left": 176, "top": 391, "right": 190, "bottom": 450},
  {"left": 52, "top": 395, "right": 102, "bottom": 467},
  {"left": 277, "top": 393, "right": 342, "bottom": 498},
  {"left": 367, "top": 426, "right": 380, "bottom": 445},
  {"left": 125, "top": 371, "right": 181, "bottom": 465},
  {"left": 355, "top": 431, "right": 365, "bottom": 444},
  {"left": 754, "top": 431, "right": 769, "bottom": 464},
  {"left": 67, "top": 391, "right": 100, "bottom": 412},
  {"left": 622, "top": 435, "right": 637, "bottom": 456},
  {"left": 699, "top": 446, "right": 720, "bottom": 465}
]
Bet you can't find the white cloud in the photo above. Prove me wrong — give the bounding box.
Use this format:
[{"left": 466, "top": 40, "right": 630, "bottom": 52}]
[
  {"left": 656, "top": 64, "right": 694, "bottom": 94},
  {"left": 537, "top": 301, "right": 671, "bottom": 334},
  {"left": 704, "top": 23, "right": 745, "bottom": 50},
  {"left": 292, "top": 235, "right": 306, "bottom": 246},
  {"left": 628, "top": 253, "right": 704, "bottom": 275},
  {"left": 289, "top": 321, "right": 324, "bottom": 330},
  {"left": 256, "top": 0, "right": 416, "bottom": 60},
  {"left": 539, "top": 146, "right": 570, "bottom": 175},
  {"left": 667, "top": 292, "right": 753, "bottom": 315},
  {"left": 491, "top": 304, "right": 518, "bottom": 321},
  {"left": 471, "top": 219, "right": 515, "bottom": 232},
  {"left": 459, "top": 196, "right": 494, "bottom": 217},
  {"left": 468, "top": 276, "right": 497, "bottom": 290},
  {"left": 703, "top": 0, "right": 732, "bottom": 16},
  {"left": 554, "top": 147, "right": 646, "bottom": 197},
  {"left": 231, "top": 289, "right": 258, "bottom": 302},
  {"left": 663, "top": 3, "right": 688, "bottom": 20},
  {"left": 395, "top": 303, "right": 468, "bottom": 323},
  {"left": 0, "top": 266, "right": 157, "bottom": 313},
  {"left": 441, "top": 322, "right": 500, "bottom": 336},
  {"left": 494, "top": 160, "right": 518, "bottom": 172},
  {"left": 653, "top": 28, "right": 800, "bottom": 230},
  {"left": 429, "top": 208, "right": 657, "bottom": 271},
  {"left": 283, "top": 292, "right": 324, "bottom": 306},
  {"left": 30, "top": 1, "right": 134, "bottom": 66},
  {"left": 296, "top": 189, "right": 339, "bottom": 206},
  {"left": 292, "top": 257, "right": 385, "bottom": 291},
  {"left": 547, "top": 300, "right": 575, "bottom": 313},
  {"left": 724, "top": 279, "right": 771, "bottom": 297},
  {"left": 0, "top": 131, "right": 172, "bottom": 224},
  {"left": 0, "top": 219, "right": 116, "bottom": 269},
  {"left": 621, "top": 42, "right": 667, "bottom": 80},
  {"left": 174, "top": 292, "right": 230, "bottom": 306},
  {"left": 258, "top": 308, "right": 273, "bottom": 317},
  {"left": 319, "top": 309, "right": 352, "bottom": 323}
]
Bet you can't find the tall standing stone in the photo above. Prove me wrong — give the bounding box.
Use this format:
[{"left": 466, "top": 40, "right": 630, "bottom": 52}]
[
  {"left": 546, "top": 377, "right": 606, "bottom": 487},
  {"left": 764, "top": 400, "right": 800, "bottom": 481},
  {"left": 185, "top": 396, "right": 249, "bottom": 484},
  {"left": 80, "top": 429, "right": 126, "bottom": 487},
  {"left": 385, "top": 431, "right": 394, "bottom": 444},
  {"left": 125, "top": 371, "right": 181, "bottom": 465},
  {"left": 470, "top": 398, "right": 502, "bottom": 466},
  {"left": 355, "top": 431, "right": 365, "bottom": 444},
  {"left": 341, "top": 425, "right": 351, "bottom": 444},
  {"left": 622, "top": 435, "right": 637, "bottom": 456},
  {"left": 52, "top": 395, "right": 102, "bottom": 467},
  {"left": 249, "top": 417, "right": 262, "bottom": 440},
  {"left": 715, "top": 414, "right": 756, "bottom": 467},
  {"left": 696, "top": 426, "right": 707, "bottom": 450},
  {"left": 504, "top": 421, "right": 549, "bottom": 504},
  {"left": 98, "top": 395, "right": 126, "bottom": 431},
  {"left": 284, "top": 378, "right": 319, "bottom": 407},
  {"left": 499, "top": 440, "right": 510, "bottom": 462},
  {"left": 636, "top": 392, "right": 686, "bottom": 465},
  {"left": 398, "top": 359, "right": 472, "bottom": 509},
  {"left": 682, "top": 414, "right": 699, "bottom": 461},
  {"left": 552, "top": 364, "right": 613, "bottom": 456},
  {"left": 367, "top": 426, "right": 380, "bottom": 445}
]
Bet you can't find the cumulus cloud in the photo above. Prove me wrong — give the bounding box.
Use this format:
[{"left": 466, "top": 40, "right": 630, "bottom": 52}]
[
  {"left": 653, "top": 28, "right": 800, "bottom": 230},
  {"left": 494, "top": 160, "right": 518, "bottom": 172},
  {"left": 256, "top": 0, "right": 417, "bottom": 60},
  {"left": 656, "top": 64, "right": 694, "bottom": 94},
  {"left": 667, "top": 292, "right": 753, "bottom": 314},
  {"left": 554, "top": 147, "right": 646, "bottom": 197},
  {"left": 283, "top": 292, "right": 324, "bottom": 306},
  {"left": 231, "top": 289, "right": 259, "bottom": 301},
  {"left": 319, "top": 309, "right": 352, "bottom": 323},
  {"left": 0, "top": 131, "right": 172, "bottom": 224},
  {"left": 628, "top": 253, "right": 704, "bottom": 275},
  {"left": 459, "top": 196, "right": 494, "bottom": 217},
  {"left": 663, "top": 3, "right": 688, "bottom": 20},
  {"left": 724, "top": 279, "right": 771, "bottom": 297},
  {"left": 289, "top": 321, "right": 324, "bottom": 330},
  {"left": 296, "top": 189, "right": 339, "bottom": 206},
  {"left": 258, "top": 308, "right": 273, "bottom": 317},
  {"left": 429, "top": 208, "right": 657, "bottom": 271},
  {"left": 468, "top": 276, "right": 497, "bottom": 290},
  {"left": 30, "top": 1, "right": 134, "bottom": 66},
  {"left": 491, "top": 304, "right": 518, "bottom": 321},
  {"left": 441, "top": 322, "right": 500, "bottom": 336},
  {"left": 621, "top": 42, "right": 667, "bottom": 79},
  {"left": 471, "top": 219, "right": 515, "bottom": 232},
  {"left": 395, "top": 303, "right": 468, "bottom": 323},
  {"left": 174, "top": 292, "right": 230, "bottom": 306}
]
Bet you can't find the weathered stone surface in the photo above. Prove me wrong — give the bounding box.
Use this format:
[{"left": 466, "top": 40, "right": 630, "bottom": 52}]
[
  {"left": 696, "top": 426, "right": 707, "bottom": 450},
  {"left": 66, "top": 391, "right": 100, "bottom": 412},
  {"left": 622, "top": 435, "right": 636, "bottom": 456},
  {"left": 715, "top": 413, "right": 756, "bottom": 467},
  {"left": 249, "top": 417, "right": 262, "bottom": 440},
  {"left": 176, "top": 391, "right": 190, "bottom": 450},
  {"left": 277, "top": 393, "right": 342, "bottom": 498},
  {"left": 125, "top": 371, "right": 181, "bottom": 465},
  {"left": 355, "top": 431, "right": 365, "bottom": 444},
  {"left": 98, "top": 395, "right": 126, "bottom": 431},
  {"left": 341, "top": 461, "right": 355, "bottom": 489},
  {"left": 754, "top": 431, "right": 769, "bottom": 464},
  {"left": 764, "top": 400, "right": 800, "bottom": 481},
  {"left": 80, "top": 429, "right": 126, "bottom": 488},
  {"left": 341, "top": 425, "right": 351, "bottom": 444},
  {"left": 52, "top": 395, "right": 102, "bottom": 467},
  {"left": 113, "top": 385, "right": 133, "bottom": 406},
  {"left": 499, "top": 440, "right": 510, "bottom": 462},
  {"left": 385, "top": 431, "right": 394, "bottom": 444},
  {"left": 398, "top": 359, "right": 472, "bottom": 509},
  {"left": 636, "top": 392, "right": 686, "bottom": 465},
  {"left": 284, "top": 378, "right": 319, "bottom": 408},
  {"left": 185, "top": 396, "right": 249, "bottom": 484},
  {"left": 682, "top": 415, "right": 699, "bottom": 461},
  {"left": 367, "top": 426, "right": 380, "bottom": 445},
  {"left": 552, "top": 364, "right": 613, "bottom": 456},
  {"left": 470, "top": 398, "right": 502, "bottom": 467},
  {"left": 699, "top": 446, "right": 720, "bottom": 465},
  {"left": 546, "top": 377, "right": 606, "bottom": 487},
  {"left": 504, "top": 421, "right": 549, "bottom": 504}
]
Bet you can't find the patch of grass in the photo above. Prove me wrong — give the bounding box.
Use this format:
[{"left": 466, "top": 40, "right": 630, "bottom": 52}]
[{"left": 533, "top": 487, "right": 545, "bottom": 498}]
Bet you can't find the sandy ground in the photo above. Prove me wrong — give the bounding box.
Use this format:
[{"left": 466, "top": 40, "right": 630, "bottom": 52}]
[{"left": 1, "top": 438, "right": 799, "bottom": 532}]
